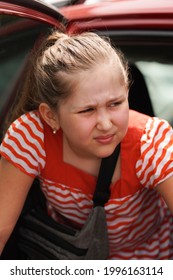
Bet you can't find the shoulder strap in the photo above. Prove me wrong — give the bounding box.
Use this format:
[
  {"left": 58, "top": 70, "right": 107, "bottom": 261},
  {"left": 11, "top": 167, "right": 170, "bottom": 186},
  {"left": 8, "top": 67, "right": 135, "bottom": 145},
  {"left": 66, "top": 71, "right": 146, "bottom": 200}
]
[{"left": 93, "top": 143, "right": 120, "bottom": 207}]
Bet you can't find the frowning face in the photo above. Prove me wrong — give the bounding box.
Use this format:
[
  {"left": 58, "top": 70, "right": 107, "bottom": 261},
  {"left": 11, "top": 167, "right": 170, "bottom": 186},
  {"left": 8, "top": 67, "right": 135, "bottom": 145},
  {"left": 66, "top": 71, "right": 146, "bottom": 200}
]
[{"left": 56, "top": 63, "right": 129, "bottom": 160}]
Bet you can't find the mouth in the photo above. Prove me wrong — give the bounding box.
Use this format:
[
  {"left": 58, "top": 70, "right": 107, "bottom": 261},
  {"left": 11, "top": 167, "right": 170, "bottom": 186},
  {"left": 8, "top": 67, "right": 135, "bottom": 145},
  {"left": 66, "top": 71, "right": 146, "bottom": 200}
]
[{"left": 94, "top": 134, "right": 115, "bottom": 144}]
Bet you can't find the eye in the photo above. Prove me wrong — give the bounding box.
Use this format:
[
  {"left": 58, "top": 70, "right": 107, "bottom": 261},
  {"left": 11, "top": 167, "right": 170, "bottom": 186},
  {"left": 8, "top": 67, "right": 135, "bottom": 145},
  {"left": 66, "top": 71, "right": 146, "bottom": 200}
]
[
  {"left": 109, "top": 101, "right": 123, "bottom": 107},
  {"left": 78, "top": 108, "right": 94, "bottom": 114}
]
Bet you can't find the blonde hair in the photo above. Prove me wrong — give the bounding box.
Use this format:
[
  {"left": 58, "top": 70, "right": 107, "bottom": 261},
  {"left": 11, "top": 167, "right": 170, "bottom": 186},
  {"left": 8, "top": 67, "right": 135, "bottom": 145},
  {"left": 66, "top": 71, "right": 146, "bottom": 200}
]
[{"left": 6, "top": 30, "right": 130, "bottom": 129}]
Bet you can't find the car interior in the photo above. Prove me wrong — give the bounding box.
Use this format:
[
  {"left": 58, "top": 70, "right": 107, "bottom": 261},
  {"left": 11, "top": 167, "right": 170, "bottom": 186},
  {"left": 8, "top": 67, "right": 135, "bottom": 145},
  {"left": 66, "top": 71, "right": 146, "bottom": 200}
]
[{"left": 128, "top": 63, "right": 155, "bottom": 117}]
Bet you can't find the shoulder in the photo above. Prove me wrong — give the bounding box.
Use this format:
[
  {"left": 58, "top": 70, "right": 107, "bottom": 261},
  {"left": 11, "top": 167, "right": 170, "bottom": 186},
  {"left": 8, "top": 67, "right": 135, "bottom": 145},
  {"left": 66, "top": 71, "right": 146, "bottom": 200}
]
[
  {"left": 141, "top": 116, "right": 172, "bottom": 143},
  {"left": 128, "top": 110, "right": 172, "bottom": 135},
  {"left": 0, "top": 111, "right": 46, "bottom": 177},
  {"left": 122, "top": 110, "right": 151, "bottom": 148},
  {"left": 128, "top": 110, "right": 150, "bottom": 136},
  {"left": 8, "top": 111, "right": 44, "bottom": 144},
  {"left": 12, "top": 111, "right": 43, "bottom": 133},
  {"left": 136, "top": 115, "right": 173, "bottom": 188}
]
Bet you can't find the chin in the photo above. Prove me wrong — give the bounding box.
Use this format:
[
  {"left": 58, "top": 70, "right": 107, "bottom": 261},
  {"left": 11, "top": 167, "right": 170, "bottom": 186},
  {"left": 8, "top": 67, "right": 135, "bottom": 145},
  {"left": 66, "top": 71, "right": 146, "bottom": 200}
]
[{"left": 96, "top": 148, "right": 116, "bottom": 159}]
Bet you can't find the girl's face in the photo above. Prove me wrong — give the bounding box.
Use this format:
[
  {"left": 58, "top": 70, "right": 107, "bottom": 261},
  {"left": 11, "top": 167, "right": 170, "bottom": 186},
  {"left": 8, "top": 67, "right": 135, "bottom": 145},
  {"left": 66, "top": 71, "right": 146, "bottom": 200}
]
[{"left": 56, "top": 63, "right": 129, "bottom": 160}]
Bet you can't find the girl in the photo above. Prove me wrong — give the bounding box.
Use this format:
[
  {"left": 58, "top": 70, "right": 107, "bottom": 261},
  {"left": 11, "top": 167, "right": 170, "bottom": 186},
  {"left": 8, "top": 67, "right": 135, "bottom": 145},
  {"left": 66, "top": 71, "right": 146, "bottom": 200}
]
[{"left": 0, "top": 30, "right": 173, "bottom": 259}]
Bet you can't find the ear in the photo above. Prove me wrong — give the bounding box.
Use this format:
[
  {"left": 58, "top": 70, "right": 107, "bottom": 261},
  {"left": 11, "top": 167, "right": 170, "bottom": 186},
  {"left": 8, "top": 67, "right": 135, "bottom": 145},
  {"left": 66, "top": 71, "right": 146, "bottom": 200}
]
[{"left": 39, "top": 103, "right": 60, "bottom": 131}]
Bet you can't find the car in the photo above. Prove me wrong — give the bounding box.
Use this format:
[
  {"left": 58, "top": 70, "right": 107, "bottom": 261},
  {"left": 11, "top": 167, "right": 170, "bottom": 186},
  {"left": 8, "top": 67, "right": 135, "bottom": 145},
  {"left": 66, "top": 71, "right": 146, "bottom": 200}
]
[{"left": 1, "top": 0, "right": 173, "bottom": 259}]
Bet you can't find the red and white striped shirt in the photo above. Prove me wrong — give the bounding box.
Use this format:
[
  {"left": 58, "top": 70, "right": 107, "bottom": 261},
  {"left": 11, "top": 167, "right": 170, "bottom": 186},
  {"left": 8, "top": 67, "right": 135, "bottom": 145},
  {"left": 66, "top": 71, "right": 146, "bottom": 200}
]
[{"left": 1, "top": 110, "right": 173, "bottom": 259}]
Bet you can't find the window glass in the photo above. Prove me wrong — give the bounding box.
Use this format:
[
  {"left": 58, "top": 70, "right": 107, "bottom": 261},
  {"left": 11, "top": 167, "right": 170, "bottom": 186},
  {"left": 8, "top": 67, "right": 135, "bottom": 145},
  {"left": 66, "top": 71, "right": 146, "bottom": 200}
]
[{"left": 137, "top": 61, "right": 173, "bottom": 125}]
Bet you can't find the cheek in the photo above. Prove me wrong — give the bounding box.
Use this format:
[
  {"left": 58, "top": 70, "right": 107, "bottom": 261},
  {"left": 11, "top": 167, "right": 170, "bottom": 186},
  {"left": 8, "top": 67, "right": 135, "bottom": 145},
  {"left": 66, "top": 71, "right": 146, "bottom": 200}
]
[
  {"left": 65, "top": 117, "right": 95, "bottom": 141},
  {"left": 75, "top": 119, "right": 95, "bottom": 138},
  {"left": 113, "top": 107, "right": 129, "bottom": 131}
]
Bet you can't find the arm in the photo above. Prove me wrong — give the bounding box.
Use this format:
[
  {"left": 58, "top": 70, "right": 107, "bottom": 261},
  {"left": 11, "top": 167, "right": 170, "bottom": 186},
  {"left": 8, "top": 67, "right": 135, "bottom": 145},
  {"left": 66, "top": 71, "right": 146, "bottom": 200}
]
[
  {"left": 156, "top": 176, "right": 173, "bottom": 215},
  {"left": 0, "top": 157, "right": 34, "bottom": 255}
]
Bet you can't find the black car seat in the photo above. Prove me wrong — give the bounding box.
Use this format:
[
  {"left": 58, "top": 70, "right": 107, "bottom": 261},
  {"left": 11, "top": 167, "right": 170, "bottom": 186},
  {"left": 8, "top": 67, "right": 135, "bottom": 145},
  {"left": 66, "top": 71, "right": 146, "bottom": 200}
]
[{"left": 128, "top": 64, "right": 155, "bottom": 117}]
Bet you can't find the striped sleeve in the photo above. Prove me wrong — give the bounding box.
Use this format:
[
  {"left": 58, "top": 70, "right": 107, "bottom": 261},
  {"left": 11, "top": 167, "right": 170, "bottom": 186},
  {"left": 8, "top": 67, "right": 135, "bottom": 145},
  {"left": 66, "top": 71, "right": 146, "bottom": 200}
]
[
  {"left": 136, "top": 117, "right": 173, "bottom": 188},
  {"left": 0, "top": 111, "right": 46, "bottom": 177}
]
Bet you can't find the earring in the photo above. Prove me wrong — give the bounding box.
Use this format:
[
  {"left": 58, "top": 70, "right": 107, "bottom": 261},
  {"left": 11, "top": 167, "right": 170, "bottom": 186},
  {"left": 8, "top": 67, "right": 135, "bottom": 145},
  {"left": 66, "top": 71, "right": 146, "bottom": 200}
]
[{"left": 53, "top": 128, "right": 57, "bottom": 134}]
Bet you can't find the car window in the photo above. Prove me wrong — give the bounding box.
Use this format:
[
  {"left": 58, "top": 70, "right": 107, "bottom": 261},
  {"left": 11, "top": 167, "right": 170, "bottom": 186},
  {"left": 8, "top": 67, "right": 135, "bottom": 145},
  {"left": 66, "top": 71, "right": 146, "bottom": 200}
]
[
  {"left": 0, "top": 14, "right": 52, "bottom": 139},
  {"left": 136, "top": 61, "right": 173, "bottom": 124},
  {"left": 107, "top": 33, "right": 173, "bottom": 126}
]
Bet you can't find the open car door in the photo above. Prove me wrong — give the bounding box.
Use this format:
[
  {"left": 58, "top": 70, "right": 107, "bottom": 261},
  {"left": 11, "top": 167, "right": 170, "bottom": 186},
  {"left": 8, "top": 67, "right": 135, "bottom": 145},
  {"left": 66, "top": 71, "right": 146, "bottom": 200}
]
[{"left": 0, "top": 0, "right": 68, "bottom": 140}]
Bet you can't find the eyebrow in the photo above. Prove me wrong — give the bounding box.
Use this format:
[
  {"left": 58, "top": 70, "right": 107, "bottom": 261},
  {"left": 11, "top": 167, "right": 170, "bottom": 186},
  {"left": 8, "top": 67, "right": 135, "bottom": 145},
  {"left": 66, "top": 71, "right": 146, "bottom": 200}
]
[{"left": 74, "top": 96, "right": 125, "bottom": 111}]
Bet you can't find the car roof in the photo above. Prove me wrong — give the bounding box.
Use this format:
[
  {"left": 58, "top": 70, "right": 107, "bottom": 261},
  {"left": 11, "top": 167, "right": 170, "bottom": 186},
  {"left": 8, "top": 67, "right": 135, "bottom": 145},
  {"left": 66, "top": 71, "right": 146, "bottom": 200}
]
[
  {"left": 62, "top": 0, "right": 173, "bottom": 18},
  {"left": 60, "top": 0, "right": 173, "bottom": 32}
]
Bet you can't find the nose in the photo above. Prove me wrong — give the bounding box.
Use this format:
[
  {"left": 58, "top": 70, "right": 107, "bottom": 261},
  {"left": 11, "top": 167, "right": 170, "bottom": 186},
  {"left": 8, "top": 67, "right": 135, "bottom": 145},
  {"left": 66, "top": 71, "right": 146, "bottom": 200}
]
[{"left": 96, "top": 109, "right": 112, "bottom": 131}]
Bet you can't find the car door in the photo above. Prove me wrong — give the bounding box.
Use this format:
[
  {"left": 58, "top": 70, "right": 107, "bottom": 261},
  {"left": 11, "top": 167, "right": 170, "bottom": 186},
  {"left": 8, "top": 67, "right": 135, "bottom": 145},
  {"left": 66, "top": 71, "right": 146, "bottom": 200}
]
[{"left": 0, "top": 0, "right": 67, "bottom": 140}]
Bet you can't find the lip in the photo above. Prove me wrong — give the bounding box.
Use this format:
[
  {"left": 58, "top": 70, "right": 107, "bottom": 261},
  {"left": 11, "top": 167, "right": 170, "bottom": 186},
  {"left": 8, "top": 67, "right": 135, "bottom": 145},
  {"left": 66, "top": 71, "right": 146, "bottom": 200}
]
[{"left": 94, "top": 134, "right": 115, "bottom": 144}]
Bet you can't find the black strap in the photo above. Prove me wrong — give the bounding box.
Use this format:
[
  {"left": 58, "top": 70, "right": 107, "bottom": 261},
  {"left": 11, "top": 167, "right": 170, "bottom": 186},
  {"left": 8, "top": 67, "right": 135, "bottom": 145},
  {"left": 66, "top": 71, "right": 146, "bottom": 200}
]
[{"left": 93, "top": 143, "right": 120, "bottom": 207}]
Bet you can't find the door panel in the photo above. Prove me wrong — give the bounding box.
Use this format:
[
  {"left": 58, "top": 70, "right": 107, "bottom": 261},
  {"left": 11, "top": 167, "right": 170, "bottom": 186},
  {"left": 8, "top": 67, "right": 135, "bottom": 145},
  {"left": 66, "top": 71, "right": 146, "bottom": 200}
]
[{"left": 0, "top": 14, "right": 53, "bottom": 140}]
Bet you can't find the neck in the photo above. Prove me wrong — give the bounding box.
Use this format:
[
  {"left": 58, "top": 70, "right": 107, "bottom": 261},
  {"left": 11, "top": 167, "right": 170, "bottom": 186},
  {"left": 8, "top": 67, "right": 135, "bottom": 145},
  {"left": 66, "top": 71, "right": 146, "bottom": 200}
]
[{"left": 63, "top": 138, "right": 101, "bottom": 177}]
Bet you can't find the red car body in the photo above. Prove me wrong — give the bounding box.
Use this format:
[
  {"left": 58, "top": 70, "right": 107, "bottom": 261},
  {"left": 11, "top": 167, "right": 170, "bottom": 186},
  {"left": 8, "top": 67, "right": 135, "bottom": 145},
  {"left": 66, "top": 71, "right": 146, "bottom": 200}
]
[{"left": 1, "top": 0, "right": 173, "bottom": 31}]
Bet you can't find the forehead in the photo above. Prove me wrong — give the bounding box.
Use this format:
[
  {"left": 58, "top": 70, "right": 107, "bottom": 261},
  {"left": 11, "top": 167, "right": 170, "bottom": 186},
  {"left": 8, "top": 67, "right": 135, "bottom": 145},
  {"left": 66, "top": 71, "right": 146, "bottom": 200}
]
[
  {"left": 60, "top": 62, "right": 126, "bottom": 107},
  {"left": 75, "top": 61, "right": 123, "bottom": 92}
]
